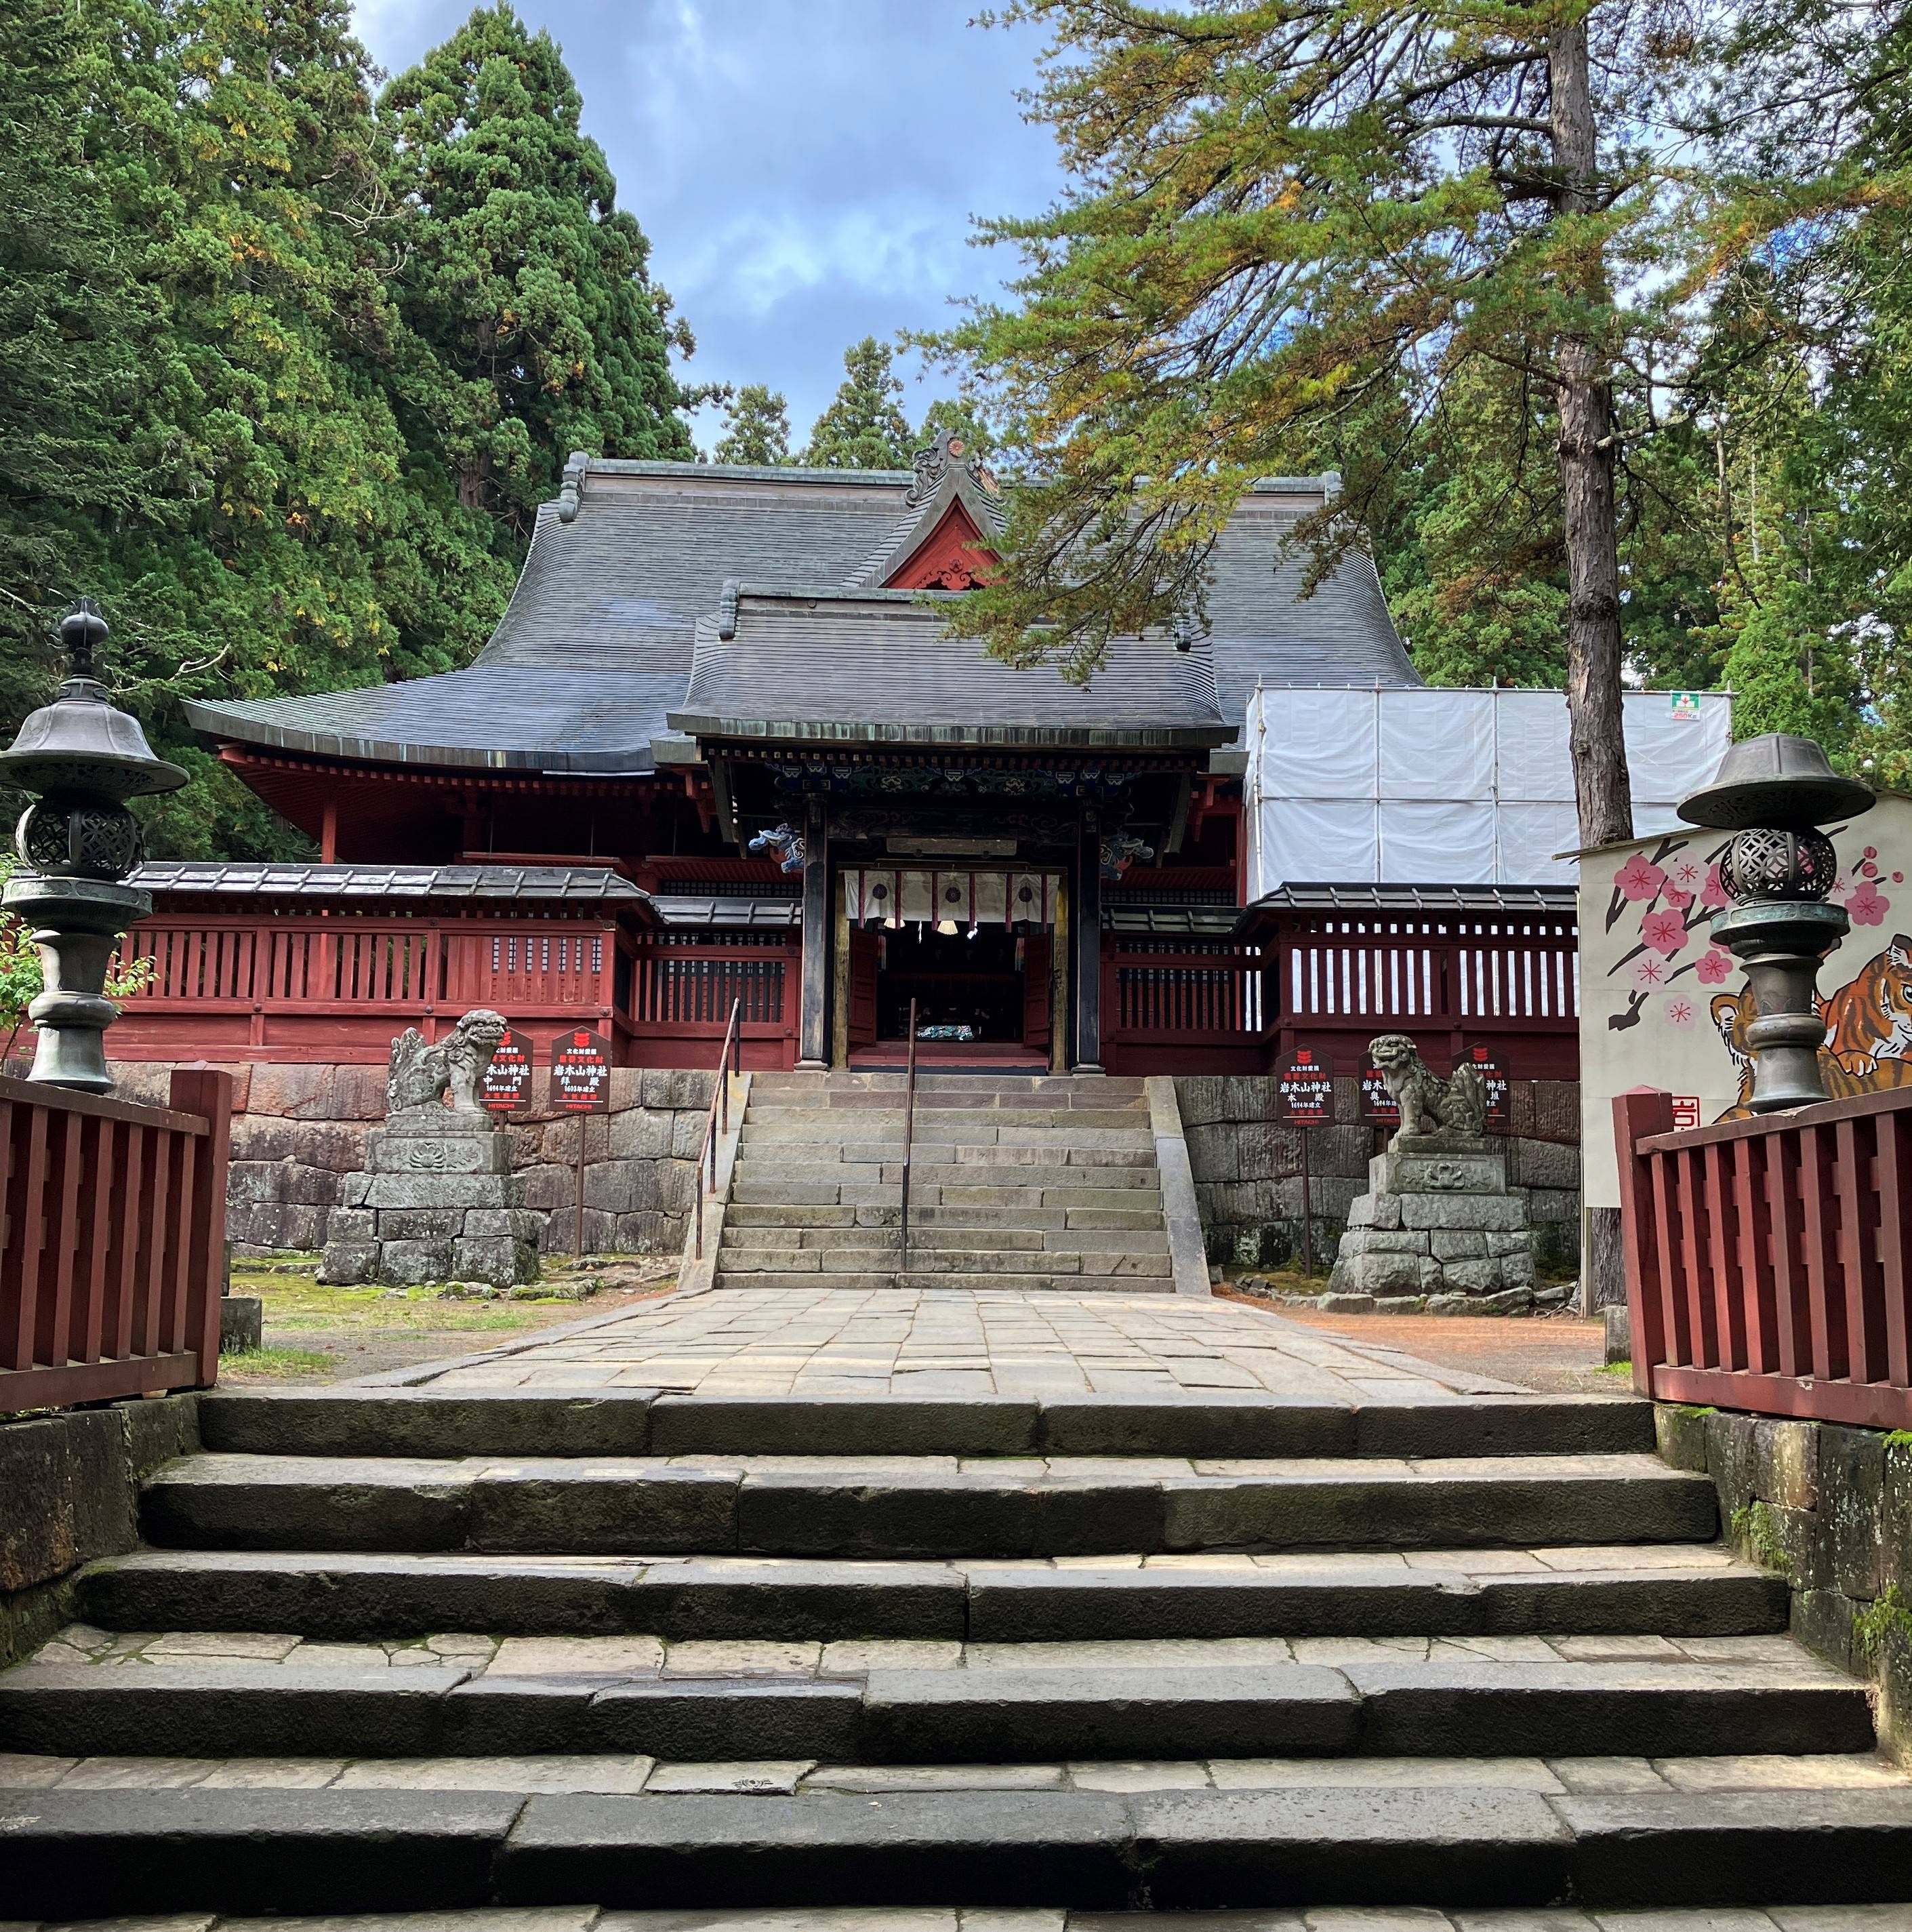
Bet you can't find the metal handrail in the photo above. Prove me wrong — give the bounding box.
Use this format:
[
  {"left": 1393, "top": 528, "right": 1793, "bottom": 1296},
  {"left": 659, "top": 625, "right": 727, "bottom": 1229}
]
[
  {"left": 899, "top": 997, "right": 918, "bottom": 1277},
  {"left": 691, "top": 996, "right": 744, "bottom": 1263}
]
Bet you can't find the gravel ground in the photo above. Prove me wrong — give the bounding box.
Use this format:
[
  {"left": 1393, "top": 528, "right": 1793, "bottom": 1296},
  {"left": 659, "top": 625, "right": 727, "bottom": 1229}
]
[{"left": 1269, "top": 1306, "right": 1619, "bottom": 1395}]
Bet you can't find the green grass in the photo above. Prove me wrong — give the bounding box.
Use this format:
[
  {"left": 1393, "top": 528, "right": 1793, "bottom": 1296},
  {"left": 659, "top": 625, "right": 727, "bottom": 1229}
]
[
  {"left": 1598, "top": 1360, "right": 1632, "bottom": 1375},
  {"left": 218, "top": 1345, "right": 334, "bottom": 1380},
  {"left": 227, "top": 1270, "right": 590, "bottom": 1334}
]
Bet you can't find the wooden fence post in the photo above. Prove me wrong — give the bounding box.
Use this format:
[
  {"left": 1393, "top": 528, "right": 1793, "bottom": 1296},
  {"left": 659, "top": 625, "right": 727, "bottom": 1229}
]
[
  {"left": 169, "top": 1064, "right": 233, "bottom": 1388},
  {"left": 1613, "top": 1087, "right": 1675, "bottom": 1401}
]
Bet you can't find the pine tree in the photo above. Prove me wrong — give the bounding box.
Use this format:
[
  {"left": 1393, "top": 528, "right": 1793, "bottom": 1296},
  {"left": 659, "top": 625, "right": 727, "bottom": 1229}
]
[
  {"left": 0, "top": 0, "right": 147, "bottom": 732},
  {"left": 77, "top": 0, "right": 523, "bottom": 858},
  {"left": 712, "top": 384, "right": 791, "bottom": 466},
  {"left": 380, "top": 4, "right": 695, "bottom": 540},
  {"left": 928, "top": 1, "right": 1757, "bottom": 848},
  {"left": 805, "top": 338, "right": 914, "bottom": 470}
]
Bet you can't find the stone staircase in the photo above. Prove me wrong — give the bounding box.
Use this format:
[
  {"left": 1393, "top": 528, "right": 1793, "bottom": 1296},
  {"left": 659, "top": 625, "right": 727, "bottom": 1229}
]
[
  {"left": 718, "top": 1072, "right": 1174, "bottom": 1291},
  {"left": 3, "top": 1368, "right": 1908, "bottom": 1918}
]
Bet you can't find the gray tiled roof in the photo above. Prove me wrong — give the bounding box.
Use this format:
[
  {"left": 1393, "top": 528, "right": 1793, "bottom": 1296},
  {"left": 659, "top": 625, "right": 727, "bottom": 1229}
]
[
  {"left": 184, "top": 464, "right": 1416, "bottom": 773},
  {"left": 133, "top": 862, "right": 651, "bottom": 906},
  {"left": 1241, "top": 881, "right": 1577, "bottom": 919},
  {"left": 672, "top": 589, "right": 1230, "bottom": 750},
  {"left": 1208, "top": 487, "right": 1420, "bottom": 721},
  {"left": 650, "top": 894, "right": 803, "bottom": 929}
]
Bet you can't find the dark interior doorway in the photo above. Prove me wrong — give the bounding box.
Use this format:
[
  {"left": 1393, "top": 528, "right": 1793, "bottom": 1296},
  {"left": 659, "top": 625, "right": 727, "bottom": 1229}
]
[{"left": 878, "top": 924, "right": 1023, "bottom": 1041}]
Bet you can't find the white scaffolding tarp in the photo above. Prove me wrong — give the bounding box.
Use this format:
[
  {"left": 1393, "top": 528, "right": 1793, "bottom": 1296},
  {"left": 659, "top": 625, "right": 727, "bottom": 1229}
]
[{"left": 1244, "top": 686, "right": 1733, "bottom": 892}]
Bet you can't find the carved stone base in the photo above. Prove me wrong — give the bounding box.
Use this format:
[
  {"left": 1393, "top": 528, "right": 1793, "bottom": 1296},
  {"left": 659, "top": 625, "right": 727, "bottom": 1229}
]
[
  {"left": 1329, "top": 1138, "right": 1538, "bottom": 1299},
  {"left": 321, "top": 1108, "right": 538, "bottom": 1289}
]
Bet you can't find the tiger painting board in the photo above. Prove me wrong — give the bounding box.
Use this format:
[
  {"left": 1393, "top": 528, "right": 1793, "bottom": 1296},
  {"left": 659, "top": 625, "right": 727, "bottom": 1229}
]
[{"left": 1577, "top": 789, "right": 1912, "bottom": 1210}]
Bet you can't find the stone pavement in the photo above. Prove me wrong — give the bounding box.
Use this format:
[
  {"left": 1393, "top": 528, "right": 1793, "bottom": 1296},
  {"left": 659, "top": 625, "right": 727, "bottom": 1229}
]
[
  {"left": 3, "top": 1909, "right": 1909, "bottom": 1931},
  {"left": 409, "top": 1286, "right": 1531, "bottom": 1401}
]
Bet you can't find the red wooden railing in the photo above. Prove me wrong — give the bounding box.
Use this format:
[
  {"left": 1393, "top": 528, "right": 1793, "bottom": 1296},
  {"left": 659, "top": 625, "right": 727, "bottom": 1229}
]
[
  {"left": 630, "top": 935, "right": 800, "bottom": 1068},
  {"left": 1615, "top": 1085, "right": 1912, "bottom": 1429},
  {"left": 1104, "top": 942, "right": 1267, "bottom": 1045},
  {"left": 1, "top": 1066, "right": 232, "bottom": 1411},
  {"left": 125, "top": 915, "right": 614, "bottom": 1012},
  {"left": 1276, "top": 913, "right": 1579, "bottom": 1034}
]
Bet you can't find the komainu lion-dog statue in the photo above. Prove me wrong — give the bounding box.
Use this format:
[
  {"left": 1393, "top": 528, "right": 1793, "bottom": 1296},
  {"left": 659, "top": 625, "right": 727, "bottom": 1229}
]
[
  {"left": 1368, "top": 1032, "right": 1487, "bottom": 1148},
  {"left": 386, "top": 1008, "right": 510, "bottom": 1116}
]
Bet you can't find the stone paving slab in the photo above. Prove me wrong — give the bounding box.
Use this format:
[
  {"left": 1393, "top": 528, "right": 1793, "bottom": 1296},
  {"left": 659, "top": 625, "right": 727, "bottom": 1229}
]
[
  {"left": 2, "top": 1748, "right": 1904, "bottom": 1797},
  {"left": 27, "top": 1618, "right": 1795, "bottom": 1679},
  {"left": 402, "top": 1289, "right": 1537, "bottom": 1402},
  {"left": 1, "top": 1907, "right": 1907, "bottom": 1931}
]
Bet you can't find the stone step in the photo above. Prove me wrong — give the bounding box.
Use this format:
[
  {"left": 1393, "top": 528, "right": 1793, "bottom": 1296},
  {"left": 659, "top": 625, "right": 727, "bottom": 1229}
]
[
  {"left": 198, "top": 1388, "right": 1658, "bottom": 1462},
  {"left": 708, "top": 1271, "right": 1178, "bottom": 1293},
  {"left": 731, "top": 1163, "right": 1162, "bottom": 1192},
  {"left": 5, "top": 1781, "right": 1909, "bottom": 1917},
  {"left": 0, "top": 1654, "right": 1868, "bottom": 1767},
  {"left": 751, "top": 1072, "right": 1149, "bottom": 1098},
  {"left": 713, "top": 1247, "right": 1173, "bottom": 1277},
  {"left": 721, "top": 1204, "right": 1168, "bottom": 1232},
  {"left": 140, "top": 1453, "right": 1718, "bottom": 1558},
  {"left": 719, "top": 1226, "right": 1171, "bottom": 1255},
  {"left": 725, "top": 1186, "right": 1162, "bottom": 1215},
  {"left": 73, "top": 1546, "right": 1788, "bottom": 1644},
  {"left": 740, "top": 1110, "right": 1151, "bottom": 1135}
]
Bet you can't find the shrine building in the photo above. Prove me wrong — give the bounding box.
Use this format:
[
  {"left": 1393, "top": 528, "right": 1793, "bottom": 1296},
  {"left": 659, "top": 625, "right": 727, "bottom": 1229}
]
[{"left": 108, "top": 433, "right": 1577, "bottom": 1084}]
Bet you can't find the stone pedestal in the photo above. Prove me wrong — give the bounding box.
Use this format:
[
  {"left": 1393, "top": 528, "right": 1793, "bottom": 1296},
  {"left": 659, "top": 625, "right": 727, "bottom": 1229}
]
[
  {"left": 1328, "top": 1134, "right": 1537, "bottom": 1298},
  {"left": 319, "top": 1108, "right": 541, "bottom": 1289}
]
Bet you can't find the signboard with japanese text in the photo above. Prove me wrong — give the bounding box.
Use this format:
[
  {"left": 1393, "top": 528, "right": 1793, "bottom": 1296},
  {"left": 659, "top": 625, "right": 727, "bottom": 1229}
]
[
  {"left": 479, "top": 1028, "right": 535, "bottom": 1114},
  {"left": 1459, "top": 1043, "right": 1509, "bottom": 1130},
  {"left": 1276, "top": 1049, "right": 1335, "bottom": 1123},
  {"left": 550, "top": 1028, "right": 612, "bottom": 1113},
  {"left": 1360, "top": 1061, "right": 1400, "bottom": 1127}
]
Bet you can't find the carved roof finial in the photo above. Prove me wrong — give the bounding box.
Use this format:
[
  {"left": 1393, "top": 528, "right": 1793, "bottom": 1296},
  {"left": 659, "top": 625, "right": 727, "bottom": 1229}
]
[{"left": 904, "top": 426, "right": 999, "bottom": 510}]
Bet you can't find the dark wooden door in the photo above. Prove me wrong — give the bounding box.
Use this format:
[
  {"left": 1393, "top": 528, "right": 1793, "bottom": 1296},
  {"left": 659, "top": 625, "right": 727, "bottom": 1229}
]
[
  {"left": 1022, "top": 934, "right": 1051, "bottom": 1053},
  {"left": 849, "top": 927, "right": 878, "bottom": 1048}
]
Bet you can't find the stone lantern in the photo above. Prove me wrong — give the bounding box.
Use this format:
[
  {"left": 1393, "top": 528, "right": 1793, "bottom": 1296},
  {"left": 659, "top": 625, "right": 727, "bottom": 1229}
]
[
  {"left": 0, "top": 601, "right": 186, "bottom": 1092},
  {"left": 1677, "top": 731, "right": 1874, "bottom": 1113}
]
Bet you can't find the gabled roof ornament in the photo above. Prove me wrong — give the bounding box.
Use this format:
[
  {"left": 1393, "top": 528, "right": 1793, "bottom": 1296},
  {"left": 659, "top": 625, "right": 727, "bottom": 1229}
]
[
  {"left": 718, "top": 580, "right": 740, "bottom": 641},
  {"left": 556, "top": 451, "right": 590, "bottom": 523},
  {"left": 905, "top": 426, "right": 999, "bottom": 510}
]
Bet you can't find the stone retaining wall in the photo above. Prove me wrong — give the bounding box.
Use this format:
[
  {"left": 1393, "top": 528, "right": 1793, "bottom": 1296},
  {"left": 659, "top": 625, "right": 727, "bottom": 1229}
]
[
  {"left": 113, "top": 1062, "right": 714, "bottom": 1259},
  {"left": 0, "top": 1396, "right": 200, "bottom": 1669},
  {"left": 1174, "top": 1073, "right": 1581, "bottom": 1270},
  {"left": 1656, "top": 1403, "right": 1912, "bottom": 1760}
]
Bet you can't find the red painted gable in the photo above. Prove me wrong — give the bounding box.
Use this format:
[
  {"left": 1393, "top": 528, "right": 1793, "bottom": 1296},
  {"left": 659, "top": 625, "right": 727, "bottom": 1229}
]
[{"left": 884, "top": 497, "right": 1000, "bottom": 591}]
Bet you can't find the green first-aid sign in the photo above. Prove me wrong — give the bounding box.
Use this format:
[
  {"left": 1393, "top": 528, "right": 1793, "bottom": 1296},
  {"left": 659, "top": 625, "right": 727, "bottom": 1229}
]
[{"left": 1668, "top": 691, "right": 1702, "bottom": 723}]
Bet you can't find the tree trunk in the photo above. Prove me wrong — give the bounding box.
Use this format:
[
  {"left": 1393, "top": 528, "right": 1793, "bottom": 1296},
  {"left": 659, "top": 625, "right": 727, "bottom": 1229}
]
[{"left": 1549, "top": 17, "right": 1633, "bottom": 853}]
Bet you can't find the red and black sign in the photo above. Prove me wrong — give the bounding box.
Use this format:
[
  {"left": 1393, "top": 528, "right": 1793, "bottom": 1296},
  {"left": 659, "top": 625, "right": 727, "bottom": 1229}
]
[
  {"left": 1461, "top": 1042, "right": 1509, "bottom": 1130},
  {"left": 1276, "top": 1048, "right": 1335, "bottom": 1124},
  {"left": 479, "top": 1028, "right": 535, "bottom": 1114},
  {"left": 1360, "top": 1060, "right": 1400, "bottom": 1127},
  {"left": 550, "top": 1028, "right": 612, "bottom": 1113}
]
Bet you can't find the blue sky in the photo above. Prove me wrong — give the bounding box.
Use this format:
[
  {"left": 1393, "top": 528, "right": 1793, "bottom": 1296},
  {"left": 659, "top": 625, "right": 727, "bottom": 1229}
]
[{"left": 352, "top": 0, "right": 1063, "bottom": 451}]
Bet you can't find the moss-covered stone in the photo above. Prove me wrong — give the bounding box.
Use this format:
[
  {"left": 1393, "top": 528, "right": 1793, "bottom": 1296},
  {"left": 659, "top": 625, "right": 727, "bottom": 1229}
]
[
  {"left": 1751, "top": 1417, "right": 1820, "bottom": 1512},
  {"left": 1654, "top": 1404, "right": 1711, "bottom": 1473},
  {"left": 1823, "top": 1424, "right": 1888, "bottom": 1601}
]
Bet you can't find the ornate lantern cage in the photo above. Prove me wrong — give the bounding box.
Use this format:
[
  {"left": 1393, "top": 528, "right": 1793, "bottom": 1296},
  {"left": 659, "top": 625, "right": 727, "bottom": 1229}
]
[
  {"left": 0, "top": 601, "right": 186, "bottom": 1092},
  {"left": 1677, "top": 731, "right": 1874, "bottom": 1114}
]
